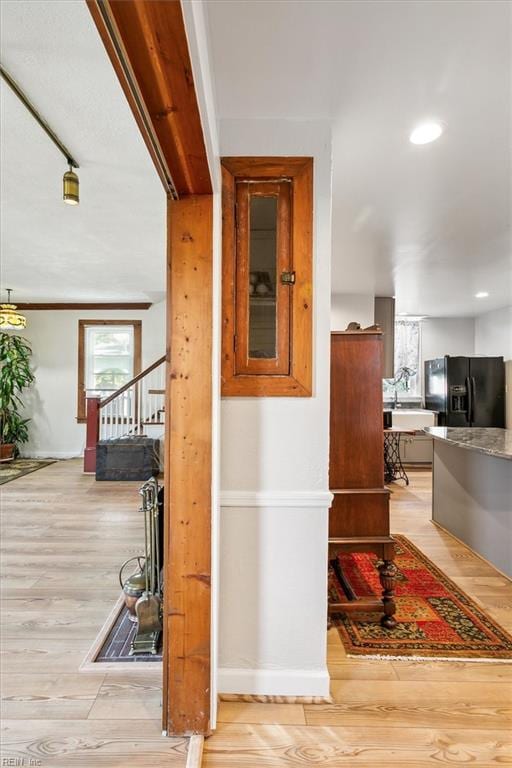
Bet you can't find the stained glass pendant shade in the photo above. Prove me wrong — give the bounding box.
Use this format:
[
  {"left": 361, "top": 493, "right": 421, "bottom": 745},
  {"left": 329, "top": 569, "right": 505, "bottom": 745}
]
[{"left": 0, "top": 290, "right": 27, "bottom": 330}]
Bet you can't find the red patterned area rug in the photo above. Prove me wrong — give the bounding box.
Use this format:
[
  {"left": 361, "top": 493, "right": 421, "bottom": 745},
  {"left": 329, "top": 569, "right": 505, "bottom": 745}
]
[{"left": 330, "top": 535, "right": 512, "bottom": 661}]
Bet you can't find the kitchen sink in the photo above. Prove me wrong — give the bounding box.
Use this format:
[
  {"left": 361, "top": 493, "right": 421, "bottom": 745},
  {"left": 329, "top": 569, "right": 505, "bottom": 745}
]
[{"left": 390, "top": 409, "right": 436, "bottom": 430}]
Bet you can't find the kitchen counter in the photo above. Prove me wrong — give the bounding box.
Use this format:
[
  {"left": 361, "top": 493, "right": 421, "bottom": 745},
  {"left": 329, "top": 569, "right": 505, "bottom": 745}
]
[
  {"left": 425, "top": 426, "right": 512, "bottom": 461},
  {"left": 428, "top": 427, "right": 512, "bottom": 577}
]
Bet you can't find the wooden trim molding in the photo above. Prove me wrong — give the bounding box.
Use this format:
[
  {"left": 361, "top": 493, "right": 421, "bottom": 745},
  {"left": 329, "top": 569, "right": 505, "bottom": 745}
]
[
  {"left": 17, "top": 303, "right": 152, "bottom": 310},
  {"left": 77, "top": 319, "right": 142, "bottom": 422},
  {"left": 185, "top": 736, "right": 204, "bottom": 768},
  {"left": 221, "top": 157, "right": 313, "bottom": 397},
  {"left": 87, "top": 0, "right": 211, "bottom": 197}
]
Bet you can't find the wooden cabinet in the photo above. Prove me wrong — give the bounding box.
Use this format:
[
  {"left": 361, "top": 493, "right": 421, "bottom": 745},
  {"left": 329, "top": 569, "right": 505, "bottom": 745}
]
[
  {"left": 329, "top": 330, "right": 397, "bottom": 628},
  {"left": 221, "top": 157, "right": 313, "bottom": 396}
]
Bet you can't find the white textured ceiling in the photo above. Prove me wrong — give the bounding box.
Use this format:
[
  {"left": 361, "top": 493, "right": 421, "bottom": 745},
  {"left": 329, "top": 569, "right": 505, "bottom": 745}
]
[
  {"left": 207, "top": 0, "right": 511, "bottom": 317},
  {"left": 0, "top": 0, "right": 166, "bottom": 303}
]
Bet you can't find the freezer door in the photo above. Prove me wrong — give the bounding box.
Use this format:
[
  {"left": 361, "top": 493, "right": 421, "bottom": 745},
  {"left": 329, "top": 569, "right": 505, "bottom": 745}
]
[
  {"left": 446, "top": 357, "right": 471, "bottom": 427},
  {"left": 469, "top": 357, "right": 505, "bottom": 427},
  {"left": 424, "top": 358, "right": 447, "bottom": 413}
]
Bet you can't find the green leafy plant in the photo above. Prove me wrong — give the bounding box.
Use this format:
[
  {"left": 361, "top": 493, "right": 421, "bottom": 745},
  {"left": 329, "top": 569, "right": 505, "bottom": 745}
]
[{"left": 0, "top": 332, "right": 35, "bottom": 454}]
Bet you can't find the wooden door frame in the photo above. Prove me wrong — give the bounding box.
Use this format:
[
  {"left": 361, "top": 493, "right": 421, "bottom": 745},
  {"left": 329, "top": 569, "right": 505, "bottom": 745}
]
[{"left": 87, "top": 0, "right": 213, "bottom": 736}]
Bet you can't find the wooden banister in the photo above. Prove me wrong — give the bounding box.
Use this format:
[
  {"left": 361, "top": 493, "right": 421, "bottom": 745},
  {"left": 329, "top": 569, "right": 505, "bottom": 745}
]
[
  {"left": 84, "top": 355, "right": 166, "bottom": 473},
  {"left": 100, "top": 355, "right": 166, "bottom": 407}
]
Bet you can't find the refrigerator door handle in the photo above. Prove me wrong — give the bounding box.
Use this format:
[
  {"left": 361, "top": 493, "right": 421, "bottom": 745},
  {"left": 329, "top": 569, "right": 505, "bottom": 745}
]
[
  {"left": 466, "top": 376, "right": 472, "bottom": 424},
  {"left": 470, "top": 376, "right": 476, "bottom": 424}
]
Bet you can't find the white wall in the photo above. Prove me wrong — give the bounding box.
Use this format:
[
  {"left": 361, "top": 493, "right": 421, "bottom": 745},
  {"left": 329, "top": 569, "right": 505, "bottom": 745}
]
[
  {"left": 331, "top": 293, "right": 374, "bottom": 331},
  {"left": 218, "top": 119, "right": 332, "bottom": 697},
  {"left": 475, "top": 306, "right": 512, "bottom": 359},
  {"left": 421, "top": 317, "right": 476, "bottom": 362},
  {"left": 15, "top": 301, "right": 166, "bottom": 458},
  {"left": 416, "top": 317, "right": 475, "bottom": 398}
]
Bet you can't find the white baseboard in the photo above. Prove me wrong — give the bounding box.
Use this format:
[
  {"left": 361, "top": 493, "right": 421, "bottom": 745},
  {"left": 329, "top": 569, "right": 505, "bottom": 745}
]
[
  {"left": 220, "top": 490, "right": 333, "bottom": 508},
  {"left": 217, "top": 666, "right": 330, "bottom": 697}
]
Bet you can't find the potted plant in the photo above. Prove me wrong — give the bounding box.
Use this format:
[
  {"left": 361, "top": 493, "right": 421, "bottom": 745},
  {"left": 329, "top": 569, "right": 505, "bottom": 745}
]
[{"left": 0, "top": 332, "right": 35, "bottom": 460}]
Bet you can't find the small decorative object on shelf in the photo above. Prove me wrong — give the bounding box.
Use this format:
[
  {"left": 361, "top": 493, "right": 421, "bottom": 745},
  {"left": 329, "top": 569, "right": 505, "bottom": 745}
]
[{"left": 250, "top": 270, "right": 274, "bottom": 297}]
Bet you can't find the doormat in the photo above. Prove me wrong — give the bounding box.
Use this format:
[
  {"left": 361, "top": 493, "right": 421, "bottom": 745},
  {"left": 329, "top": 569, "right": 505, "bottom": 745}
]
[
  {"left": 0, "top": 459, "right": 55, "bottom": 485},
  {"left": 330, "top": 535, "right": 512, "bottom": 661},
  {"left": 81, "top": 596, "right": 162, "bottom": 671}
]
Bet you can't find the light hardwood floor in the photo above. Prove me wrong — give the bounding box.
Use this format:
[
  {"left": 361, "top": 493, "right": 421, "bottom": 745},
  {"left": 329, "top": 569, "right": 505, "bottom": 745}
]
[
  {"left": 0, "top": 459, "right": 187, "bottom": 767},
  {"left": 204, "top": 469, "right": 512, "bottom": 767},
  {"left": 1, "top": 463, "right": 511, "bottom": 767}
]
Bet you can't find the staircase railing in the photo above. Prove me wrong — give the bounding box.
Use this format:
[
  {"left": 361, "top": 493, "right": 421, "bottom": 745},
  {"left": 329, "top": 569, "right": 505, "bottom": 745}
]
[{"left": 84, "top": 355, "right": 166, "bottom": 473}]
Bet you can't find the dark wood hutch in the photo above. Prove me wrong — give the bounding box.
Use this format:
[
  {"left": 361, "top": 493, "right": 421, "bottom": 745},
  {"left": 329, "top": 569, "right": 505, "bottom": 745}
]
[{"left": 328, "top": 329, "right": 397, "bottom": 629}]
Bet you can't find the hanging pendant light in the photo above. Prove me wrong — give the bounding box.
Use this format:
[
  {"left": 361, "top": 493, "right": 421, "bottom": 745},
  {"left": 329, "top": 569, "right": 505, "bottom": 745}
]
[
  {"left": 0, "top": 290, "right": 27, "bottom": 330},
  {"left": 1, "top": 67, "right": 81, "bottom": 205},
  {"left": 63, "top": 164, "right": 79, "bottom": 205}
]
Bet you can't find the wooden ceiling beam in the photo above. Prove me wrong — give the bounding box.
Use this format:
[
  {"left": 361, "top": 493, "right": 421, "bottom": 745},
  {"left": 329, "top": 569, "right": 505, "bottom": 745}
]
[{"left": 87, "top": 0, "right": 212, "bottom": 197}]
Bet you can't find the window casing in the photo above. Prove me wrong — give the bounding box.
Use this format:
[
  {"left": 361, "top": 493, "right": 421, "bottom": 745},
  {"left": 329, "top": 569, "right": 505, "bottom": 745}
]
[
  {"left": 77, "top": 320, "right": 141, "bottom": 421},
  {"left": 221, "top": 157, "right": 313, "bottom": 396},
  {"left": 382, "top": 318, "right": 422, "bottom": 400}
]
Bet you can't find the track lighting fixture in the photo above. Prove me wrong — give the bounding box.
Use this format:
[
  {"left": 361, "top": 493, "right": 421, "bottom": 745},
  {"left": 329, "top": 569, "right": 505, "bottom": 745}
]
[{"left": 1, "top": 64, "right": 80, "bottom": 205}]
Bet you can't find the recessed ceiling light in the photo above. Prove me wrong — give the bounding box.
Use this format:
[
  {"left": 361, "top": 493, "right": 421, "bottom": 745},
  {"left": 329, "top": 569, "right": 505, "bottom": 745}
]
[
  {"left": 409, "top": 122, "right": 444, "bottom": 145},
  {"left": 475, "top": 291, "right": 489, "bottom": 298}
]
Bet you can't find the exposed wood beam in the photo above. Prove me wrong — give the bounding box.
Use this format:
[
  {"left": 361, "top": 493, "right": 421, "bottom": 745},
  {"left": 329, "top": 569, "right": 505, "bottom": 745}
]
[
  {"left": 87, "top": 0, "right": 212, "bottom": 197},
  {"left": 16, "top": 302, "right": 152, "bottom": 310},
  {"left": 164, "top": 195, "right": 213, "bottom": 735}
]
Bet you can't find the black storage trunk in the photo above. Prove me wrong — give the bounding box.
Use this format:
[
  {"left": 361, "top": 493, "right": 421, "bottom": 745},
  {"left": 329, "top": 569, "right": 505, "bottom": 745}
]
[{"left": 96, "top": 437, "right": 160, "bottom": 481}]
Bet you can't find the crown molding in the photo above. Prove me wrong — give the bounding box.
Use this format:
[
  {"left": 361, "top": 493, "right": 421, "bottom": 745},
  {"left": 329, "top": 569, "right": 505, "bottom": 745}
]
[{"left": 16, "top": 303, "right": 152, "bottom": 311}]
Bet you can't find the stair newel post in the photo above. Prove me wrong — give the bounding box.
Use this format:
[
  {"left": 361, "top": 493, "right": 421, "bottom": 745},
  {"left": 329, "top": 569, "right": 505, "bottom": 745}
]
[{"left": 84, "top": 396, "right": 101, "bottom": 473}]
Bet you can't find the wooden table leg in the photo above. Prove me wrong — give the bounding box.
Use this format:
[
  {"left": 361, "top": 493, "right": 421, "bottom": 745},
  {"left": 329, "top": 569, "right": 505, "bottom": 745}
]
[{"left": 378, "top": 543, "right": 397, "bottom": 629}]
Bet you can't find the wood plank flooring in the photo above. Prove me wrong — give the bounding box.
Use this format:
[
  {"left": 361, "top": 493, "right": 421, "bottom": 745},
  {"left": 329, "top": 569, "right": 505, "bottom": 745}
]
[
  {"left": 0, "top": 459, "right": 187, "bottom": 767},
  {"left": 204, "top": 469, "right": 512, "bottom": 767},
  {"left": 1, "top": 463, "right": 511, "bottom": 766}
]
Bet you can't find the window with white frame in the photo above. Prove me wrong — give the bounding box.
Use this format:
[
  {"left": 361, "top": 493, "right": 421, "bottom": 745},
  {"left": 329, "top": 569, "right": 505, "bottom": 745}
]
[
  {"left": 77, "top": 320, "right": 141, "bottom": 421},
  {"left": 85, "top": 326, "right": 134, "bottom": 395},
  {"left": 383, "top": 318, "right": 421, "bottom": 400}
]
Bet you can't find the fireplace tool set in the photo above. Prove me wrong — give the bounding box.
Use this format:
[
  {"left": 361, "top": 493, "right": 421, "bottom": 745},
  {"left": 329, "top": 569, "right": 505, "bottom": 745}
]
[{"left": 119, "top": 476, "right": 163, "bottom": 655}]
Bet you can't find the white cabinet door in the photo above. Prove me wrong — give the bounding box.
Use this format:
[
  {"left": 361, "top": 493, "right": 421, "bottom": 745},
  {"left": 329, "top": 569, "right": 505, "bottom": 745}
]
[{"left": 400, "top": 435, "right": 433, "bottom": 463}]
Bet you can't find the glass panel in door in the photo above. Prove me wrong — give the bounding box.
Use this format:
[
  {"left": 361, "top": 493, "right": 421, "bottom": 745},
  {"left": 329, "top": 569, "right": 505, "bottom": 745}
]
[{"left": 235, "top": 180, "right": 291, "bottom": 375}]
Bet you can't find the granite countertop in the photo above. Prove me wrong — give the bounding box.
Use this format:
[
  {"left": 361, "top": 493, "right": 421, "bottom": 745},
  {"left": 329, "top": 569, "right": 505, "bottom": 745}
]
[{"left": 425, "top": 427, "right": 512, "bottom": 461}]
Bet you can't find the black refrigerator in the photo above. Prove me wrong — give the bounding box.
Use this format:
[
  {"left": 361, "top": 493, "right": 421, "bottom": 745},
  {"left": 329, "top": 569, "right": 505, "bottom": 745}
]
[{"left": 424, "top": 356, "right": 505, "bottom": 427}]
